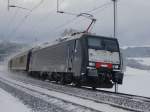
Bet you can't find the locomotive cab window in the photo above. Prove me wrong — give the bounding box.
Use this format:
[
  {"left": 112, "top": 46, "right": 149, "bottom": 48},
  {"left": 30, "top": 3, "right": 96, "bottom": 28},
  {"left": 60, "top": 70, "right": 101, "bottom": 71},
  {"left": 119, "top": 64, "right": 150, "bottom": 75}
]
[
  {"left": 88, "top": 38, "right": 103, "bottom": 49},
  {"left": 103, "top": 39, "right": 119, "bottom": 52},
  {"left": 87, "top": 36, "right": 119, "bottom": 52}
]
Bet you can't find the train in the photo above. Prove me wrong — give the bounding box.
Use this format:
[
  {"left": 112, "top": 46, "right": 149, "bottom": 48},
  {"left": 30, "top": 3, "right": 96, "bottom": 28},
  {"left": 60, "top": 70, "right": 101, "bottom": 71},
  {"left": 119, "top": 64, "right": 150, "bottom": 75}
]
[{"left": 8, "top": 33, "right": 124, "bottom": 89}]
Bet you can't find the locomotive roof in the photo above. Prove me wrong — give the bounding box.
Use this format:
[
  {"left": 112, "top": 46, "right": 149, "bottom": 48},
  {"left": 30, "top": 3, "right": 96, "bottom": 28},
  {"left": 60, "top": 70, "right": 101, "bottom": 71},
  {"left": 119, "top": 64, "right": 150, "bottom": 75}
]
[
  {"left": 33, "top": 33, "right": 117, "bottom": 51},
  {"left": 32, "top": 33, "right": 84, "bottom": 51},
  {"left": 10, "top": 33, "right": 118, "bottom": 60}
]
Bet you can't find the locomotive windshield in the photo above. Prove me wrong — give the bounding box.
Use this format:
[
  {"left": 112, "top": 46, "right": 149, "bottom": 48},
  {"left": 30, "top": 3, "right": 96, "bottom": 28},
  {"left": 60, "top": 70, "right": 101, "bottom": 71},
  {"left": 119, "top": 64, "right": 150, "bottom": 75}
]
[{"left": 88, "top": 36, "right": 119, "bottom": 52}]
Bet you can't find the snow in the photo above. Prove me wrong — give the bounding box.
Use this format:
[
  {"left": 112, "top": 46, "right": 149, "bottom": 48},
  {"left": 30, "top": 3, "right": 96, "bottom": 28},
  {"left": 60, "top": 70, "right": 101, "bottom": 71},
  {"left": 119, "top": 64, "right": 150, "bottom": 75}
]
[
  {"left": 0, "top": 75, "right": 129, "bottom": 112},
  {"left": 119, "top": 66, "right": 150, "bottom": 97},
  {"left": 121, "top": 45, "right": 150, "bottom": 50},
  {"left": 101, "top": 66, "right": 150, "bottom": 97},
  {"left": 0, "top": 88, "right": 31, "bottom": 112},
  {"left": 128, "top": 57, "right": 150, "bottom": 66},
  {"left": 0, "top": 61, "right": 150, "bottom": 112}
]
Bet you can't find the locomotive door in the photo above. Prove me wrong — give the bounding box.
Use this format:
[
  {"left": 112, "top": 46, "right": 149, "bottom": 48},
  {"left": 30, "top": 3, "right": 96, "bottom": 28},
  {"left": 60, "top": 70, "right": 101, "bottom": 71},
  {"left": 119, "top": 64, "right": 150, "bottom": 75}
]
[
  {"left": 72, "top": 39, "right": 82, "bottom": 76},
  {"left": 67, "top": 41, "right": 75, "bottom": 72}
]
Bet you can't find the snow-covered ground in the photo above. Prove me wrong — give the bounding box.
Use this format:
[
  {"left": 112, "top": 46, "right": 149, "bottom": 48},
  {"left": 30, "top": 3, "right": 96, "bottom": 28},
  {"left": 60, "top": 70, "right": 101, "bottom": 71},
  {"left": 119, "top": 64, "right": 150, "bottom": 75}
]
[
  {"left": 0, "top": 72, "right": 129, "bottom": 112},
  {"left": 0, "top": 63, "right": 32, "bottom": 112},
  {"left": 0, "top": 60, "right": 150, "bottom": 99},
  {"left": 118, "top": 66, "right": 150, "bottom": 97},
  {"left": 128, "top": 57, "right": 150, "bottom": 66},
  {"left": 0, "top": 88, "right": 31, "bottom": 112},
  {"left": 121, "top": 45, "right": 150, "bottom": 50}
]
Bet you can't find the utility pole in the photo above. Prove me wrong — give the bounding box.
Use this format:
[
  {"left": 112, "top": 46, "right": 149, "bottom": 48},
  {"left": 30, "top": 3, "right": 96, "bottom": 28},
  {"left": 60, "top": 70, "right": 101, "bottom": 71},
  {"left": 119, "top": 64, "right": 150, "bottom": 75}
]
[
  {"left": 112, "top": 0, "right": 117, "bottom": 38},
  {"left": 112, "top": 0, "right": 118, "bottom": 93},
  {"left": 8, "top": 0, "right": 10, "bottom": 11}
]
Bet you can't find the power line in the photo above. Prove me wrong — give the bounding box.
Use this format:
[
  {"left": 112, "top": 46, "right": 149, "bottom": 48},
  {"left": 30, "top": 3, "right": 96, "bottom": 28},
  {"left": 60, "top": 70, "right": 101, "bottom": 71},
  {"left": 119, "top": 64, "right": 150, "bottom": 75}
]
[
  {"left": 21, "top": 0, "right": 109, "bottom": 40},
  {"left": 52, "top": 1, "right": 113, "bottom": 34},
  {"left": 52, "top": 17, "right": 78, "bottom": 31},
  {"left": 9, "top": 0, "right": 116, "bottom": 42},
  {"left": 87, "top": 1, "right": 113, "bottom": 13},
  {"left": 31, "top": 0, "right": 45, "bottom": 11},
  {"left": 13, "top": 0, "right": 63, "bottom": 41},
  {"left": 8, "top": 0, "right": 45, "bottom": 39},
  {"left": 5, "top": 8, "right": 18, "bottom": 38},
  {"left": 30, "top": 1, "right": 114, "bottom": 38},
  {"left": 7, "top": 14, "right": 30, "bottom": 38}
]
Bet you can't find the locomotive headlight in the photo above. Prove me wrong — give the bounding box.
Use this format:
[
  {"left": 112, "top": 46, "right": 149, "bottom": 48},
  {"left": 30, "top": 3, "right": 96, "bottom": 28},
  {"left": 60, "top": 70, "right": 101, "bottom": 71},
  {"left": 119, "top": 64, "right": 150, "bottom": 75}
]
[
  {"left": 89, "top": 62, "right": 95, "bottom": 66},
  {"left": 113, "top": 65, "right": 119, "bottom": 69}
]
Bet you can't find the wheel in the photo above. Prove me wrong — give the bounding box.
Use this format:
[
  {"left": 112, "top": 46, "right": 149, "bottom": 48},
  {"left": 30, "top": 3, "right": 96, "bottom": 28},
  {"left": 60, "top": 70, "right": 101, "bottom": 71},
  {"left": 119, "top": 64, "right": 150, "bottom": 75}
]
[
  {"left": 92, "top": 86, "right": 96, "bottom": 90},
  {"left": 60, "top": 74, "right": 66, "bottom": 85},
  {"left": 114, "top": 83, "right": 118, "bottom": 93},
  {"left": 52, "top": 72, "right": 60, "bottom": 83},
  {"left": 40, "top": 72, "right": 45, "bottom": 81},
  {"left": 74, "top": 81, "right": 81, "bottom": 87}
]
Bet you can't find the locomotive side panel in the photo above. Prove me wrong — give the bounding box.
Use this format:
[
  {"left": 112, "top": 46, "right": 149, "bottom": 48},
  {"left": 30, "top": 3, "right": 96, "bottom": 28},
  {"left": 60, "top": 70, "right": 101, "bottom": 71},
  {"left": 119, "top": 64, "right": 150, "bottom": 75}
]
[
  {"left": 29, "top": 39, "right": 77, "bottom": 73},
  {"left": 72, "top": 39, "right": 83, "bottom": 76}
]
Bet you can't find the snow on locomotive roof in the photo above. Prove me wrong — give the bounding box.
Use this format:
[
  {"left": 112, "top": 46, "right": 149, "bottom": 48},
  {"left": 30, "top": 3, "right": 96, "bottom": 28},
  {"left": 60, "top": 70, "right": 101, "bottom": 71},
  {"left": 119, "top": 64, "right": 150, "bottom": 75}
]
[
  {"left": 32, "top": 33, "right": 84, "bottom": 51},
  {"left": 33, "top": 33, "right": 116, "bottom": 51}
]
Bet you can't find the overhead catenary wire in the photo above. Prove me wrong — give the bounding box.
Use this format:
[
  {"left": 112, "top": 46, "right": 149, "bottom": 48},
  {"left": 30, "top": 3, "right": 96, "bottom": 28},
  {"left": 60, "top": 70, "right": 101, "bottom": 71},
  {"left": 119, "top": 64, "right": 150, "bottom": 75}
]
[
  {"left": 13, "top": 0, "right": 65, "bottom": 42},
  {"left": 9, "top": 0, "right": 117, "bottom": 42},
  {"left": 18, "top": 0, "right": 112, "bottom": 36},
  {"left": 27, "top": 1, "right": 113, "bottom": 35},
  {"left": 32, "top": 0, "right": 116, "bottom": 44},
  {"left": 7, "top": 0, "right": 45, "bottom": 39},
  {"left": 51, "top": 17, "right": 78, "bottom": 32},
  {"left": 53, "top": 1, "right": 113, "bottom": 34},
  {"left": 4, "top": 8, "right": 18, "bottom": 38},
  {"left": 55, "top": 0, "right": 120, "bottom": 37},
  {"left": 86, "top": 1, "right": 113, "bottom": 13},
  {"left": 7, "top": 14, "right": 30, "bottom": 39},
  {"left": 31, "top": 0, "right": 45, "bottom": 11}
]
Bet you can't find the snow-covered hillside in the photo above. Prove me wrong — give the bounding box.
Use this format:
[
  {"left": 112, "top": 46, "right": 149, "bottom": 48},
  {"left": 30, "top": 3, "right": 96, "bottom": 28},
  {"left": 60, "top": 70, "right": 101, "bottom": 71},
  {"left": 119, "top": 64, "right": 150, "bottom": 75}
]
[
  {"left": 121, "top": 46, "right": 150, "bottom": 57},
  {"left": 0, "top": 41, "right": 28, "bottom": 62},
  {"left": 122, "top": 46, "right": 150, "bottom": 70},
  {"left": 119, "top": 47, "right": 150, "bottom": 97},
  {"left": 119, "top": 66, "right": 150, "bottom": 97},
  {"left": 0, "top": 88, "right": 31, "bottom": 112},
  {"left": 128, "top": 57, "right": 150, "bottom": 66}
]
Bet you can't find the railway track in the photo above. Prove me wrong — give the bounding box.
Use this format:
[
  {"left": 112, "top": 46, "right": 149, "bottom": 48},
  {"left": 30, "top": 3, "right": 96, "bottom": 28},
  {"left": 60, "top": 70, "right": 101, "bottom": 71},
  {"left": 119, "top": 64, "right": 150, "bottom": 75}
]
[
  {"left": 0, "top": 77, "right": 97, "bottom": 112},
  {"left": 0, "top": 72, "right": 150, "bottom": 111},
  {"left": 0, "top": 75, "right": 131, "bottom": 112}
]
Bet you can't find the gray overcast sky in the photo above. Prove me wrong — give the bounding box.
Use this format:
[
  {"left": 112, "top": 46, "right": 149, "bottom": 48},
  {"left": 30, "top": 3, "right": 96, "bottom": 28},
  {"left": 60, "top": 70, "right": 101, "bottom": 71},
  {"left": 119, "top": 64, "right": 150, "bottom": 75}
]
[{"left": 0, "top": 0, "right": 150, "bottom": 46}]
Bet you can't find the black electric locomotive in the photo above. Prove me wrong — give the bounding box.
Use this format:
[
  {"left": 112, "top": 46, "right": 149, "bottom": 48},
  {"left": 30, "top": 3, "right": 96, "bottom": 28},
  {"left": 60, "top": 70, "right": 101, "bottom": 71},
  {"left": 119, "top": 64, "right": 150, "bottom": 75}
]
[{"left": 8, "top": 33, "right": 124, "bottom": 89}]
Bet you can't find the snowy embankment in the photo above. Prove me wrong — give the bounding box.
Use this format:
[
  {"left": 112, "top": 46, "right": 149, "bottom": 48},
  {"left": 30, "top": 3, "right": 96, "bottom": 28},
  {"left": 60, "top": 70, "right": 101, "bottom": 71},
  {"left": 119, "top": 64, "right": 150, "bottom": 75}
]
[
  {"left": 1, "top": 68, "right": 150, "bottom": 112},
  {"left": 128, "top": 57, "right": 150, "bottom": 66},
  {"left": 119, "top": 66, "right": 150, "bottom": 97},
  {"left": 0, "top": 88, "right": 31, "bottom": 112},
  {"left": 0, "top": 62, "right": 150, "bottom": 111},
  {"left": 0, "top": 75, "right": 129, "bottom": 112},
  {"left": 0, "top": 63, "right": 31, "bottom": 112}
]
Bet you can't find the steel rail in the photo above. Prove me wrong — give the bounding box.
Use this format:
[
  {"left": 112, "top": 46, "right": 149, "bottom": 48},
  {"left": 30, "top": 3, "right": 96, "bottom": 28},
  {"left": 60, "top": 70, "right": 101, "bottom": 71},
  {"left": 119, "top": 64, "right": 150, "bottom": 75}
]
[{"left": 1, "top": 73, "right": 150, "bottom": 112}]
